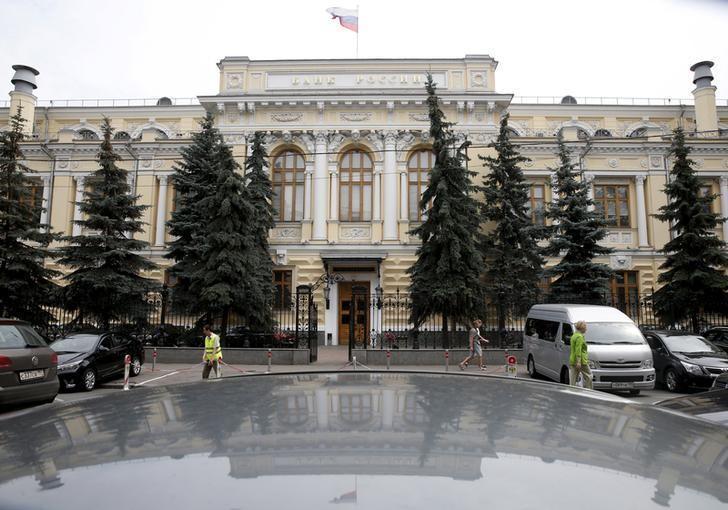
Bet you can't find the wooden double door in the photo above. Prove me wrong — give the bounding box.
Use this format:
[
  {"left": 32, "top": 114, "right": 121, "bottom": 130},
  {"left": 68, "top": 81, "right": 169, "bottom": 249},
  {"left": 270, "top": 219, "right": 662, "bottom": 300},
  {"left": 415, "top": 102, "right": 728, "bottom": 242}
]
[{"left": 338, "top": 282, "right": 370, "bottom": 346}]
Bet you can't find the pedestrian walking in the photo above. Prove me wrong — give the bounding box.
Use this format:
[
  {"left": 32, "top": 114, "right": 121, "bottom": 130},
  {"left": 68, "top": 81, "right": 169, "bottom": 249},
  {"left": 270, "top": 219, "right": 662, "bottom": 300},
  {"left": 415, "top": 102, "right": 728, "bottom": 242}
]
[
  {"left": 202, "top": 324, "right": 222, "bottom": 379},
  {"left": 459, "top": 319, "right": 488, "bottom": 371},
  {"left": 569, "top": 321, "right": 593, "bottom": 389}
]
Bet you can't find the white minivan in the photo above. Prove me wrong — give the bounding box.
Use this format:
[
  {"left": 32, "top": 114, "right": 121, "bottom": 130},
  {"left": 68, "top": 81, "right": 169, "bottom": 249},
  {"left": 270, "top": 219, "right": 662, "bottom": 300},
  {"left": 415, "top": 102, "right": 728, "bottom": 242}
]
[{"left": 523, "top": 304, "right": 655, "bottom": 394}]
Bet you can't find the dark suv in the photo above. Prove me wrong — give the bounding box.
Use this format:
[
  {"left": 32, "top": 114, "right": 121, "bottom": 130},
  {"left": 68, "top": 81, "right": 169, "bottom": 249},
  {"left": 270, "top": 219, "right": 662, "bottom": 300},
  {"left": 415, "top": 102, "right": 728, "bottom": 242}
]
[
  {"left": 0, "top": 319, "right": 59, "bottom": 407},
  {"left": 701, "top": 327, "right": 728, "bottom": 354},
  {"left": 643, "top": 330, "right": 728, "bottom": 392},
  {"left": 51, "top": 331, "right": 145, "bottom": 391}
]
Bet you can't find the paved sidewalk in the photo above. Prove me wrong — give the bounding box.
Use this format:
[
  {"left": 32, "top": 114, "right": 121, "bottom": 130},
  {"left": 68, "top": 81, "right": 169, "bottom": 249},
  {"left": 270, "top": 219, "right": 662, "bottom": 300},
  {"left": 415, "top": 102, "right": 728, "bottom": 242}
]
[{"left": 105, "top": 360, "right": 527, "bottom": 388}]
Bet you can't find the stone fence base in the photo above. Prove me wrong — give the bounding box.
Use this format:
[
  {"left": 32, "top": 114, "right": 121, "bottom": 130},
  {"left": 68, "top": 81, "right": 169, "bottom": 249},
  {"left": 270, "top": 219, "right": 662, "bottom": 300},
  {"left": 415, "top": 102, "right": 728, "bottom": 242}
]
[
  {"left": 144, "top": 347, "right": 310, "bottom": 365},
  {"left": 351, "top": 349, "right": 523, "bottom": 366}
]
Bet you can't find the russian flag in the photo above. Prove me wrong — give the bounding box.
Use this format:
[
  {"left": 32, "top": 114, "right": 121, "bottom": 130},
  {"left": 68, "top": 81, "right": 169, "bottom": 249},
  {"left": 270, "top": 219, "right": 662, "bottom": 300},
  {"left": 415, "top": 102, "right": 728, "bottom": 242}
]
[{"left": 326, "top": 7, "right": 358, "bottom": 33}]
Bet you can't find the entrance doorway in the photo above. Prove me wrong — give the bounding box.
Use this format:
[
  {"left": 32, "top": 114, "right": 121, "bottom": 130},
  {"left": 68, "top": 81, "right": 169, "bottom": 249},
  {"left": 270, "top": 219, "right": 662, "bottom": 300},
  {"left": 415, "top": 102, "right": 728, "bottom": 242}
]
[{"left": 338, "top": 282, "right": 370, "bottom": 346}]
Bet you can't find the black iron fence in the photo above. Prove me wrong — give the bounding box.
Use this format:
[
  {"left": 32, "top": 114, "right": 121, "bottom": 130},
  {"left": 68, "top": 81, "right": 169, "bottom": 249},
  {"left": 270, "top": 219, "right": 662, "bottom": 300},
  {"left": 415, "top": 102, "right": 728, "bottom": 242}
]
[
  {"left": 357, "top": 290, "right": 728, "bottom": 350},
  {"left": 29, "top": 288, "right": 317, "bottom": 355}
]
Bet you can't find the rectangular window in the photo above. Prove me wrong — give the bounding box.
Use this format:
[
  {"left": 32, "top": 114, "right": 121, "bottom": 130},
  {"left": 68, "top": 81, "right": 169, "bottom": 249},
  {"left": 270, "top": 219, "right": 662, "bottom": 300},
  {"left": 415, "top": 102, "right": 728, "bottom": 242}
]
[
  {"left": 274, "top": 270, "right": 293, "bottom": 309},
  {"left": 19, "top": 181, "right": 43, "bottom": 224},
  {"left": 526, "top": 184, "right": 545, "bottom": 225},
  {"left": 594, "top": 184, "right": 630, "bottom": 228},
  {"left": 699, "top": 184, "right": 714, "bottom": 214}
]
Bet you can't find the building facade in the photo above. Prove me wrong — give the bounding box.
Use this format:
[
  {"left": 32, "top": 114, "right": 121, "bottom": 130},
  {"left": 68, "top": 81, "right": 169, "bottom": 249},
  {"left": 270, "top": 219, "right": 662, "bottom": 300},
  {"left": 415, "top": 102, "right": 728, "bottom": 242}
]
[{"left": 2, "top": 56, "right": 728, "bottom": 344}]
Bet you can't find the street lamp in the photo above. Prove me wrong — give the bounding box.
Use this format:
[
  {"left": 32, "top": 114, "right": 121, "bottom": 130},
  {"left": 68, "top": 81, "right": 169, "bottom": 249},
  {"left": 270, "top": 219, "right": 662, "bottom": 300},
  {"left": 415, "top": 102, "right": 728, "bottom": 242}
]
[
  {"left": 312, "top": 270, "right": 344, "bottom": 310},
  {"left": 375, "top": 284, "right": 383, "bottom": 309}
]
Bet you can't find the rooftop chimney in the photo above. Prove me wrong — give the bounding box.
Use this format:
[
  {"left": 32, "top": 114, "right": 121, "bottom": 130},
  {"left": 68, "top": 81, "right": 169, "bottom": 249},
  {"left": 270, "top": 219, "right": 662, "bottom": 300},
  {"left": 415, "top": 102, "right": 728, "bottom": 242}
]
[
  {"left": 690, "top": 61, "right": 718, "bottom": 135},
  {"left": 8, "top": 64, "right": 39, "bottom": 136}
]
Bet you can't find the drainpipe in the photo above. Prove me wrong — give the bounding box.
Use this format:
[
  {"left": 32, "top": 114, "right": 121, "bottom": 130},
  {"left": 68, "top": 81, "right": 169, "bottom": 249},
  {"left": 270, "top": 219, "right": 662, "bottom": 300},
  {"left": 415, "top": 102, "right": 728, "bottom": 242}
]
[{"left": 39, "top": 142, "right": 55, "bottom": 231}]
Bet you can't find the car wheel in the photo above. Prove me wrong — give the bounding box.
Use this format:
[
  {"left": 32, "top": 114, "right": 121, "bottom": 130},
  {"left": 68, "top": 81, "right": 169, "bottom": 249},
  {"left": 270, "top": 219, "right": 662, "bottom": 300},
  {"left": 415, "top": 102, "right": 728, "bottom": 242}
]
[
  {"left": 81, "top": 368, "right": 97, "bottom": 392},
  {"left": 130, "top": 355, "right": 142, "bottom": 377},
  {"left": 527, "top": 355, "right": 538, "bottom": 378},
  {"left": 664, "top": 368, "right": 681, "bottom": 392},
  {"left": 560, "top": 366, "right": 570, "bottom": 385}
]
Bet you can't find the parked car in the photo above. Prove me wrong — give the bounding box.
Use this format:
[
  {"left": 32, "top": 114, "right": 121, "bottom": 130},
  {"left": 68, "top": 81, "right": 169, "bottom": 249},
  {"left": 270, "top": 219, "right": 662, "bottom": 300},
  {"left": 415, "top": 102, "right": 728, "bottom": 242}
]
[
  {"left": 701, "top": 326, "right": 728, "bottom": 354},
  {"left": 0, "top": 371, "right": 727, "bottom": 508},
  {"left": 712, "top": 371, "right": 728, "bottom": 390},
  {"left": 0, "top": 319, "right": 59, "bottom": 407},
  {"left": 655, "top": 389, "right": 728, "bottom": 426},
  {"left": 642, "top": 330, "right": 728, "bottom": 392},
  {"left": 523, "top": 304, "right": 655, "bottom": 394},
  {"left": 51, "top": 331, "right": 145, "bottom": 391}
]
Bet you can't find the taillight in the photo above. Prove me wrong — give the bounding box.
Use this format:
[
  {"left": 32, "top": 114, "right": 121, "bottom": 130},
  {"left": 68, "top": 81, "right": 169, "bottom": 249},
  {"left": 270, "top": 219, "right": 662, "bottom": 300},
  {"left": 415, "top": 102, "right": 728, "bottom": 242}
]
[
  {"left": 0, "top": 355, "right": 12, "bottom": 369},
  {"left": 51, "top": 353, "right": 58, "bottom": 366}
]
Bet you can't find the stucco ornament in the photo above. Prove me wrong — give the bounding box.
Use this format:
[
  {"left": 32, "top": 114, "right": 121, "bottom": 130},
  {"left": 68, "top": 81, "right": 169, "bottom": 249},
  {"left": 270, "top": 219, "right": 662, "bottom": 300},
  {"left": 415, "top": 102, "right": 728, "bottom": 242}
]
[{"left": 271, "top": 113, "right": 303, "bottom": 123}]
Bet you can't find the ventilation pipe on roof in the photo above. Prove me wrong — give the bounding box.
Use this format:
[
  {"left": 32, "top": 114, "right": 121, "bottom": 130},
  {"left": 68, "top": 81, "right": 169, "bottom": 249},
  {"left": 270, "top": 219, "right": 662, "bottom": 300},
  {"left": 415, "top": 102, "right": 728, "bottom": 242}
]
[
  {"left": 690, "top": 61, "right": 718, "bottom": 135},
  {"left": 8, "top": 65, "right": 39, "bottom": 136}
]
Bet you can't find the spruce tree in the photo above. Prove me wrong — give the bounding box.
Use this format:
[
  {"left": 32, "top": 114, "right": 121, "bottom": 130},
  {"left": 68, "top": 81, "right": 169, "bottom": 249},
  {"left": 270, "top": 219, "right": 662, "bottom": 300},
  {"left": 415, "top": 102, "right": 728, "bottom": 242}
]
[
  {"left": 188, "top": 135, "right": 260, "bottom": 335},
  {"left": 0, "top": 107, "right": 59, "bottom": 323},
  {"left": 166, "top": 113, "right": 219, "bottom": 309},
  {"left": 653, "top": 127, "right": 728, "bottom": 331},
  {"left": 407, "top": 74, "right": 485, "bottom": 347},
  {"left": 480, "top": 114, "right": 547, "bottom": 329},
  {"left": 543, "top": 137, "right": 612, "bottom": 302},
  {"left": 243, "top": 132, "right": 276, "bottom": 330},
  {"left": 58, "top": 118, "right": 156, "bottom": 328}
]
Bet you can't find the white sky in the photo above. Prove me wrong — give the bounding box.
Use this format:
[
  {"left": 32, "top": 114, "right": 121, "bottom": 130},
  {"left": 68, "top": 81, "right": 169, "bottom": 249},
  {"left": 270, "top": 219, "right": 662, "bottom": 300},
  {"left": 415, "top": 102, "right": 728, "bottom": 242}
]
[{"left": 1, "top": 0, "right": 727, "bottom": 102}]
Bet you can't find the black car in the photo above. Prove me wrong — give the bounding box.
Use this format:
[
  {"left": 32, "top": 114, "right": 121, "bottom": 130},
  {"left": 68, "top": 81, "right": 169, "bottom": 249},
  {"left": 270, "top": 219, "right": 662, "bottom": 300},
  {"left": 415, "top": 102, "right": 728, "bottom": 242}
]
[
  {"left": 701, "top": 327, "right": 728, "bottom": 354},
  {"left": 712, "top": 371, "right": 728, "bottom": 390},
  {"left": 0, "top": 372, "right": 727, "bottom": 508},
  {"left": 51, "top": 332, "right": 145, "bottom": 391},
  {"left": 643, "top": 330, "right": 728, "bottom": 392},
  {"left": 0, "top": 319, "right": 59, "bottom": 407}
]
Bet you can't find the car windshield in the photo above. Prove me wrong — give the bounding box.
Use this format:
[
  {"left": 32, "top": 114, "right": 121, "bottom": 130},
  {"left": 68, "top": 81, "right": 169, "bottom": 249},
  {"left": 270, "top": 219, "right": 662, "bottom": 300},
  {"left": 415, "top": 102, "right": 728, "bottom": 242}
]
[
  {"left": 51, "top": 335, "right": 100, "bottom": 353},
  {"left": 0, "top": 324, "right": 47, "bottom": 348},
  {"left": 663, "top": 335, "right": 721, "bottom": 354},
  {"left": 583, "top": 322, "right": 645, "bottom": 344}
]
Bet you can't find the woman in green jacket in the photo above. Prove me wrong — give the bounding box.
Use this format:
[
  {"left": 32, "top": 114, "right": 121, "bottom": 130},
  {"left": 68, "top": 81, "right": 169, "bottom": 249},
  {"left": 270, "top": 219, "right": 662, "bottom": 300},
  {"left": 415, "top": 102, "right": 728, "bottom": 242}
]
[{"left": 569, "top": 321, "right": 593, "bottom": 389}]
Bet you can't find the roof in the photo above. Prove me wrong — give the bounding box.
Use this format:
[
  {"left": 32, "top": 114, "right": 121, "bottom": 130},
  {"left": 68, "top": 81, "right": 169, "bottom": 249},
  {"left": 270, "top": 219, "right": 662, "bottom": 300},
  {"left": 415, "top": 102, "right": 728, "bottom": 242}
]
[{"left": 0, "top": 371, "right": 726, "bottom": 508}]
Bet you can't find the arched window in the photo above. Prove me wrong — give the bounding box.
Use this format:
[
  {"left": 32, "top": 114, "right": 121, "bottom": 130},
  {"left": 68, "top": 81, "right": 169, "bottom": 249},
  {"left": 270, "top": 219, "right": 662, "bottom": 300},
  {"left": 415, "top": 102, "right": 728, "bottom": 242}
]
[
  {"left": 628, "top": 127, "right": 647, "bottom": 138},
  {"left": 594, "top": 129, "right": 612, "bottom": 138},
  {"left": 506, "top": 127, "right": 520, "bottom": 138},
  {"left": 408, "top": 149, "right": 434, "bottom": 221},
  {"left": 77, "top": 129, "right": 98, "bottom": 140},
  {"left": 113, "top": 131, "right": 131, "bottom": 141},
  {"left": 339, "top": 149, "right": 373, "bottom": 222},
  {"left": 272, "top": 150, "right": 305, "bottom": 221}
]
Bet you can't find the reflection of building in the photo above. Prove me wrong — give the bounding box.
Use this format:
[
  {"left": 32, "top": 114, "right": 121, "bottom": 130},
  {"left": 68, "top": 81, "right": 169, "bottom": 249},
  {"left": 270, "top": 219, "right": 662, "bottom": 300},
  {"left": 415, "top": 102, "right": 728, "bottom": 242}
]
[
  {"left": 3, "top": 58, "right": 728, "bottom": 342},
  {"left": 0, "top": 373, "right": 727, "bottom": 507}
]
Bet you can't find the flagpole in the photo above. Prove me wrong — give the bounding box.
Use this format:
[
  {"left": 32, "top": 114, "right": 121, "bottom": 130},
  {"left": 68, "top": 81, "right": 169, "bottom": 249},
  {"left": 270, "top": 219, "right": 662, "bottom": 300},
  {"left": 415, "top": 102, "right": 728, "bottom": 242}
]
[{"left": 356, "top": 5, "right": 359, "bottom": 58}]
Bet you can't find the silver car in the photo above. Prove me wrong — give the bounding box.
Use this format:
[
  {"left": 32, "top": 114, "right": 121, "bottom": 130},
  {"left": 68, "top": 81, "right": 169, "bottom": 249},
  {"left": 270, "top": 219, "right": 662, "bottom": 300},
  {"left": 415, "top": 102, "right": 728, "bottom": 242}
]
[{"left": 0, "top": 319, "right": 59, "bottom": 407}]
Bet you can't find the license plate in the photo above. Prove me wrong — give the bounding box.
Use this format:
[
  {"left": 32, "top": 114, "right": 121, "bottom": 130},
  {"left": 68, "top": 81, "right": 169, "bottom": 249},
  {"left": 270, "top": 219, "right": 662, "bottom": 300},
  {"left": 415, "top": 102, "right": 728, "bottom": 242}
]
[
  {"left": 611, "top": 382, "right": 634, "bottom": 389},
  {"left": 19, "top": 369, "right": 45, "bottom": 381}
]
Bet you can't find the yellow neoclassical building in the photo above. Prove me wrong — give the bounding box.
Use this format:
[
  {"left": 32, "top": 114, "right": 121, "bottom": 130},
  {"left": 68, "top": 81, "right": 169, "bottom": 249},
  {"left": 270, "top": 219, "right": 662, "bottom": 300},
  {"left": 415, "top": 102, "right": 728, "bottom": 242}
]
[{"left": 2, "top": 56, "right": 728, "bottom": 344}]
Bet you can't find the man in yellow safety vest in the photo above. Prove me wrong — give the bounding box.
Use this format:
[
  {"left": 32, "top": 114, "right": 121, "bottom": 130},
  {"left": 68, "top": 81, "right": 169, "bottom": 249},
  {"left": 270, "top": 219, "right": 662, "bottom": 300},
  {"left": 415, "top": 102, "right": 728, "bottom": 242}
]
[{"left": 202, "top": 324, "right": 222, "bottom": 379}]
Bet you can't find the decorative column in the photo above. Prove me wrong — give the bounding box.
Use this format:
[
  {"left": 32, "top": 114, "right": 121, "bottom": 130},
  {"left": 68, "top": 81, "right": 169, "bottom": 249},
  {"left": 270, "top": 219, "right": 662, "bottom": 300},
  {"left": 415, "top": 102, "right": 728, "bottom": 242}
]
[
  {"left": 373, "top": 164, "right": 382, "bottom": 222},
  {"left": 39, "top": 175, "right": 51, "bottom": 227},
  {"left": 329, "top": 167, "right": 339, "bottom": 221},
  {"left": 71, "top": 175, "right": 86, "bottom": 236},
  {"left": 383, "top": 131, "right": 398, "bottom": 241},
  {"left": 155, "top": 175, "right": 168, "bottom": 247},
  {"left": 303, "top": 163, "right": 313, "bottom": 221},
  {"left": 584, "top": 173, "right": 595, "bottom": 211},
  {"left": 634, "top": 175, "right": 649, "bottom": 247},
  {"left": 399, "top": 169, "right": 408, "bottom": 221},
  {"left": 312, "top": 132, "right": 328, "bottom": 240},
  {"left": 720, "top": 176, "right": 728, "bottom": 242}
]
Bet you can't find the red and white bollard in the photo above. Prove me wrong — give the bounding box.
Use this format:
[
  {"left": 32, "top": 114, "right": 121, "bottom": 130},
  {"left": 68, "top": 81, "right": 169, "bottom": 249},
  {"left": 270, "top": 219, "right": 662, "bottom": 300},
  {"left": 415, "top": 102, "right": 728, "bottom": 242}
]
[
  {"left": 506, "top": 354, "right": 517, "bottom": 378},
  {"left": 152, "top": 348, "right": 157, "bottom": 372},
  {"left": 445, "top": 349, "right": 450, "bottom": 372},
  {"left": 386, "top": 349, "right": 391, "bottom": 370},
  {"left": 123, "top": 354, "right": 131, "bottom": 390},
  {"left": 267, "top": 348, "right": 272, "bottom": 373}
]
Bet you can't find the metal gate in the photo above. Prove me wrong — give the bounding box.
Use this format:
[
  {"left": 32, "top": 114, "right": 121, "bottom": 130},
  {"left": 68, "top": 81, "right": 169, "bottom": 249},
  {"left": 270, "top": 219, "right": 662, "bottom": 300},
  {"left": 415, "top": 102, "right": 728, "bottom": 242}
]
[
  {"left": 295, "top": 285, "right": 319, "bottom": 362},
  {"left": 347, "top": 285, "right": 370, "bottom": 361}
]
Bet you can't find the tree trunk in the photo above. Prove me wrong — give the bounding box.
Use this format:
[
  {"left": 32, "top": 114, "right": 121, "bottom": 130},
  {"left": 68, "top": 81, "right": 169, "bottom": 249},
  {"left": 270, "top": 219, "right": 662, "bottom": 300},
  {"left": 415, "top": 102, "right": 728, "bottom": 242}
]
[
  {"left": 220, "top": 306, "right": 230, "bottom": 347},
  {"left": 442, "top": 314, "right": 450, "bottom": 350}
]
